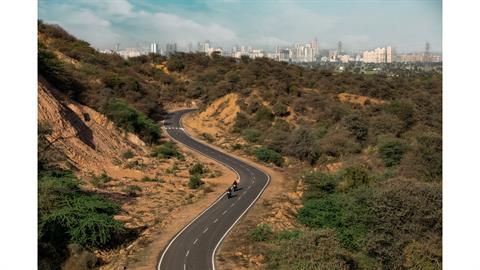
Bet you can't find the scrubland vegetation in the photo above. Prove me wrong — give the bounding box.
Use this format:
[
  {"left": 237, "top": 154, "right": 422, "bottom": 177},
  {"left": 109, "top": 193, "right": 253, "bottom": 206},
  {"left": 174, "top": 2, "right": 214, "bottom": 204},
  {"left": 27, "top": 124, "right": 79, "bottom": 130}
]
[{"left": 38, "top": 21, "right": 441, "bottom": 269}]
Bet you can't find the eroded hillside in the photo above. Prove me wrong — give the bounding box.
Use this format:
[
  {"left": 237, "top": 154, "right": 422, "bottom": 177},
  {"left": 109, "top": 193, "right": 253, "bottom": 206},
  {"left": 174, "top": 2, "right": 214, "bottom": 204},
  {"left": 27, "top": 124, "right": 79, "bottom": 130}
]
[{"left": 38, "top": 78, "right": 234, "bottom": 270}]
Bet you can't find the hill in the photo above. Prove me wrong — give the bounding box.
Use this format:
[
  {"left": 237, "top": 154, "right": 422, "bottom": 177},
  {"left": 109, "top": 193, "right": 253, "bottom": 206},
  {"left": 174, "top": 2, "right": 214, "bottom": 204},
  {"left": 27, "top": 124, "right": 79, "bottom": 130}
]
[
  {"left": 38, "top": 22, "right": 234, "bottom": 270},
  {"left": 38, "top": 21, "right": 442, "bottom": 270}
]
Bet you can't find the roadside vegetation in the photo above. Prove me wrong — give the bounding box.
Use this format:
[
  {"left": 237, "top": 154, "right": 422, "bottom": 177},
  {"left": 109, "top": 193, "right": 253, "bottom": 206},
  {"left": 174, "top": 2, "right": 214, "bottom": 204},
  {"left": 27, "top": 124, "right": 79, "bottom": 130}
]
[{"left": 38, "top": 21, "right": 442, "bottom": 269}]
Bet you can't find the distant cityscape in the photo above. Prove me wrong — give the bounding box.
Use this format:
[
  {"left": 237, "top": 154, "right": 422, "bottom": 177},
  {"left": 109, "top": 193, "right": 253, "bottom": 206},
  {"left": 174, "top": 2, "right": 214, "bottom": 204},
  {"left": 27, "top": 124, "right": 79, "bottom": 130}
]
[{"left": 98, "top": 38, "right": 442, "bottom": 64}]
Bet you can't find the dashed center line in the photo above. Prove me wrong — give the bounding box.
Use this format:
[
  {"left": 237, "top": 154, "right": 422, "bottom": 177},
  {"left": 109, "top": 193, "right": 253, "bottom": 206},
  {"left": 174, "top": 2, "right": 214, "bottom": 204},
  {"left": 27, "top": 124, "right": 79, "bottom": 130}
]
[
  {"left": 230, "top": 203, "right": 235, "bottom": 207},
  {"left": 213, "top": 218, "right": 218, "bottom": 223},
  {"left": 222, "top": 210, "right": 228, "bottom": 215},
  {"left": 193, "top": 238, "right": 198, "bottom": 245},
  {"left": 185, "top": 250, "right": 190, "bottom": 257},
  {"left": 202, "top": 227, "right": 209, "bottom": 234},
  {"left": 248, "top": 185, "right": 252, "bottom": 189}
]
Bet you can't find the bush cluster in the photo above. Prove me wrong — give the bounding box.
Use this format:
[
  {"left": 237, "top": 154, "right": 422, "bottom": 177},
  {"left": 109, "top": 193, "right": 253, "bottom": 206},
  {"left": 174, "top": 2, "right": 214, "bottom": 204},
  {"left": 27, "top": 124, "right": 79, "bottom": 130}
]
[
  {"left": 150, "top": 141, "right": 184, "bottom": 160},
  {"left": 105, "top": 99, "right": 161, "bottom": 144},
  {"left": 253, "top": 147, "right": 283, "bottom": 166}
]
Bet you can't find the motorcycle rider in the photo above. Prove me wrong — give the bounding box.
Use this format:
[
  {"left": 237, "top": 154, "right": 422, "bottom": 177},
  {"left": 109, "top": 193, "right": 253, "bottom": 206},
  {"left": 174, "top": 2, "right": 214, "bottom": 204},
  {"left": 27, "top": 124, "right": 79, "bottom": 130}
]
[
  {"left": 227, "top": 187, "right": 233, "bottom": 199},
  {"left": 232, "top": 180, "right": 238, "bottom": 191}
]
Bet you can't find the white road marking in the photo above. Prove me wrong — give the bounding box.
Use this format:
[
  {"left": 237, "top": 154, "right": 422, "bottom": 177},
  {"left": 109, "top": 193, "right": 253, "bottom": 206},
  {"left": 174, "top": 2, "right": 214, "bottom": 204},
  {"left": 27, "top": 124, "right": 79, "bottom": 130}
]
[
  {"left": 203, "top": 227, "right": 209, "bottom": 234},
  {"left": 222, "top": 210, "right": 228, "bottom": 215},
  {"left": 184, "top": 264, "right": 186, "bottom": 270},
  {"left": 230, "top": 203, "right": 235, "bottom": 207},
  {"left": 186, "top": 250, "right": 190, "bottom": 257},
  {"left": 193, "top": 238, "right": 198, "bottom": 245},
  {"left": 159, "top": 111, "right": 271, "bottom": 270},
  {"left": 213, "top": 218, "right": 218, "bottom": 223},
  {"left": 248, "top": 185, "right": 252, "bottom": 189}
]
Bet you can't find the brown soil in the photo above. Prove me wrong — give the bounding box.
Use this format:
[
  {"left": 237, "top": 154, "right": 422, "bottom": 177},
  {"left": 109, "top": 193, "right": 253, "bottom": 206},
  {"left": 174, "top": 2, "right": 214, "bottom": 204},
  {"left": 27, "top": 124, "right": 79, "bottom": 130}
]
[
  {"left": 182, "top": 93, "right": 241, "bottom": 147},
  {"left": 38, "top": 80, "right": 235, "bottom": 269},
  {"left": 182, "top": 111, "right": 303, "bottom": 270},
  {"left": 337, "top": 92, "right": 385, "bottom": 106}
]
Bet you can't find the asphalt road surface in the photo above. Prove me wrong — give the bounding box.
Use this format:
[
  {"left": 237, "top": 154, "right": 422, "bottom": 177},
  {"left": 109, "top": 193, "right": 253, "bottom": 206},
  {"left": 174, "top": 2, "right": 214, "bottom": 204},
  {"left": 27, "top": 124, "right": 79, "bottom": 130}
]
[{"left": 157, "top": 109, "right": 270, "bottom": 270}]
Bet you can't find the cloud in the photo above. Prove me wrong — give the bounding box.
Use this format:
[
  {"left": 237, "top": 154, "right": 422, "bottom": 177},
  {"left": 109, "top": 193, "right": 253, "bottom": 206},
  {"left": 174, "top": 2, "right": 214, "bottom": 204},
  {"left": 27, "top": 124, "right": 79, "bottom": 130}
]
[
  {"left": 38, "top": 0, "right": 442, "bottom": 52},
  {"left": 39, "top": 0, "right": 237, "bottom": 49}
]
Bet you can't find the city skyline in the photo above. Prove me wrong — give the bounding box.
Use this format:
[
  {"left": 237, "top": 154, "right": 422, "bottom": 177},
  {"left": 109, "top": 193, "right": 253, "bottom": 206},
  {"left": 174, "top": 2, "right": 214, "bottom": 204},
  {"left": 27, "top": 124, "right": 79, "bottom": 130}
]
[{"left": 38, "top": 0, "right": 442, "bottom": 53}]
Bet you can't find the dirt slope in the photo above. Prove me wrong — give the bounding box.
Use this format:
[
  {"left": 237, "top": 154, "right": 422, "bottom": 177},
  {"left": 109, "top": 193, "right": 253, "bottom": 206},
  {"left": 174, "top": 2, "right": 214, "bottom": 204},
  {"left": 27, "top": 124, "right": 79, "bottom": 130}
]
[
  {"left": 38, "top": 78, "right": 148, "bottom": 178},
  {"left": 38, "top": 79, "right": 235, "bottom": 269},
  {"left": 183, "top": 92, "right": 241, "bottom": 146}
]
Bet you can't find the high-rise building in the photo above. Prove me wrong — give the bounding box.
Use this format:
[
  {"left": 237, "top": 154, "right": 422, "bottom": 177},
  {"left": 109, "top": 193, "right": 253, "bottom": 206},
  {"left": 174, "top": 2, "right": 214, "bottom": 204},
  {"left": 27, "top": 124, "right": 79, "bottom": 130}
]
[
  {"left": 337, "top": 41, "right": 342, "bottom": 55},
  {"left": 150, "top": 43, "right": 159, "bottom": 54},
  {"left": 165, "top": 43, "right": 177, "bottom": 55},
  {"left": 279, "top": 48, "right": 291, "bottom": 62},
  {"left": 313, "top": 38, "right": 318, "bottom": 56},
  {"left": 362, "top": 46, "right": 394, "bottom": 63},
  {"left": 196, "top": 40, "right": 211, "bottom": 53}
]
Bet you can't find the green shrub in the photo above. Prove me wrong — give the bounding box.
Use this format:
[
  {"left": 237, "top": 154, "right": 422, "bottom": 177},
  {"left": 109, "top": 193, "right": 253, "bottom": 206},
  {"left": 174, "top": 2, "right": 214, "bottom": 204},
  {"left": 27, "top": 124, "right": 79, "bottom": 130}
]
[
  {"left": 233, "top": 112, "right": 251, "bottom": 132},
  {"left": 188, "top": 174, "right": 203, "bottom": 189},
  {"left": 201, "top": 132, "right": 215, "bottom": 143},
  {"left": 272, "top": 102, "right": 289, "bottom": 117},
  {"left": 38, "top": 170, "right": 80, "bottom": 216},
  {"left": 189, "top": 163, "right": 205, "bottom": 175},
  {"left": 285, "top": 127, "right": 320, "bottom": 165},
  {"left": 250, "top": 223, "right": 273, "bottom": 242},
  {"left": 416, "top": 133, "right": 442, "bottom": 181},
  {"left": 122, "top": 150, "right": 134, "bottom": 159},
  {"left": 253, "top": 147, "right": 283, "bottom": 166},
  {"left": 275, "top": 229, "right": 302, "bottom": 241},
  {"left": 40, "top": 194, "right": 123, "bottom": 248},
  {"left": 151, "top": 141, "right": 183, "bottom": 159},
  {"left": 105, "top": 99, "right": 161, "bottom": 144},
  {"left": 254, "top": 106, "right": 274, "bottom": 122},
  {"left": 266, "top": 229, "right": 352, "bottom": 270},
  {"left": 38, "top": 47, "right": 84, "bottom": 99},
  {"left": 297, "top": 191, "right": 371, "bottom": 250},
  {"left": 338, "top": 166, "right": 372, "bottom": 191},
  {"left": 379, "top": 139, "right": 407, "bottom": 167},
  {"left": 385, "top": 100, "right": 415, "bottom": 128},
  {"left": 302, "top": 172, "right": 338, "bottom": 199},
  {"left": 140, "top": 176, "right": 164, "bottom": 183},
  {"left": 343, "top": 113, "right": 369, "bottom": 141},
  {"left": 90, "top": 172, "right": 112, "bottom": 188},
  {"left": 232, "top": 143, "right": 243, "bottom": 150},
  {"left": 123, "top": 185, "right": 142, "bottom": 197},
  {"left": 242, "top": 128, "right": 263, "bottom": 143}
]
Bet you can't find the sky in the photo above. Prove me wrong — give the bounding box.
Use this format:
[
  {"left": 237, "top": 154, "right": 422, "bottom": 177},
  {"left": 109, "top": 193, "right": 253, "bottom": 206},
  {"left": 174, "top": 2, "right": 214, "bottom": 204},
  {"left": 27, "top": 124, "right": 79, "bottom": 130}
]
[{"left": 38, "top": 0, "right": 442, "bottom": 53}]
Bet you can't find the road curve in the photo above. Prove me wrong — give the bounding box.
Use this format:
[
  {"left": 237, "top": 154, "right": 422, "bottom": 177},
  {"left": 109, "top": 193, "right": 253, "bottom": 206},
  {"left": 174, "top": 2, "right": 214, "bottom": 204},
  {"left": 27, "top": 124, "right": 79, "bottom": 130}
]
[{"left": 157, "top": 109, "right": 270, "bottom": 270}]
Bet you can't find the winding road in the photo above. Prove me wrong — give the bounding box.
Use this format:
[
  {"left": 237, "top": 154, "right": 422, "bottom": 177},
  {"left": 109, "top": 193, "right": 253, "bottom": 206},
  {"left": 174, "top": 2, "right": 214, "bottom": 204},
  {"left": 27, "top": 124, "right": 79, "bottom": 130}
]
[{"left": 157, "top": 109, "right": 270, "bottom": 270}]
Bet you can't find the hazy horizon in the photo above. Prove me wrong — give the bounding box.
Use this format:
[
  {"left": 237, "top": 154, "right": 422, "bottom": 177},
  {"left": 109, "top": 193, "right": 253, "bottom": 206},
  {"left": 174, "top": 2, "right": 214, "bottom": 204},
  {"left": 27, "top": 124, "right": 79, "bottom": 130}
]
[{"left": 38, "top": 0, "right": 442, "bottom": 53}]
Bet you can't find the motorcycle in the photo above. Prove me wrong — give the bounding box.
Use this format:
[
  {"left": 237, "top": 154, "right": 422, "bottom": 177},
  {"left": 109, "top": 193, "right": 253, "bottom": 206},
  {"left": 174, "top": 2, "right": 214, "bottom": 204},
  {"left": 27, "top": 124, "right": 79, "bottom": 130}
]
[{"left": 226, "top": 188, "right": 233, "bottom": 199}]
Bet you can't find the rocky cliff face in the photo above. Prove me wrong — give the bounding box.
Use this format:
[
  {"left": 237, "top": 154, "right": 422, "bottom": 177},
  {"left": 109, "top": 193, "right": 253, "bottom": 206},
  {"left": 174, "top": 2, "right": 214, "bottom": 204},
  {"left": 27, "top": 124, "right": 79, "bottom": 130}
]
[{"left": 38, "top": 77, "right": 147, "bottom": 177}]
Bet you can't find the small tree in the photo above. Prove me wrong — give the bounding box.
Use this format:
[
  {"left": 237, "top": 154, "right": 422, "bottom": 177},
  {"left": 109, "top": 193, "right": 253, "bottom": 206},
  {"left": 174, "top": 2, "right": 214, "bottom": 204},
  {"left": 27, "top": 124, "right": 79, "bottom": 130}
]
[
  {"left": 188, "top": 174, "right": 203, "bottom": 189},
  {"left": 250, "top": 223, "right": 273, "bottom": 242},
  {"left": 189, "top": 163, "right": 205, "bottom": 175},
  {"left": 272, "top": 102, "right": 290, "bottom": 117},
  {"left": 379, "top": 139, "right": 407, "bottom": 167},
  {"left": 253, "top": 147, "right": 283, "bottom": 166},
  {"left": 343, "top": 113, "right": 368, "bottom": 141}
]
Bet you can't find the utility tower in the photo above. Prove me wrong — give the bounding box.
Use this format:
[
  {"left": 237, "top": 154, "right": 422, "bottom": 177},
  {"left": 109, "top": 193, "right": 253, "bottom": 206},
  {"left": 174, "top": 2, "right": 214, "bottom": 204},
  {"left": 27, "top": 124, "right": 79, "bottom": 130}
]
[{"left": 425, "top": 42, "right": 431, "bottom": 63}]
